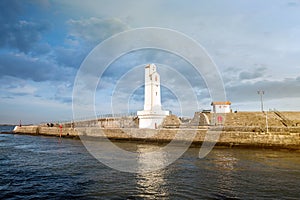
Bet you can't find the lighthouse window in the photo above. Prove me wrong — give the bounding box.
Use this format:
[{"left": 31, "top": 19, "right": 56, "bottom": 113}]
[{"left": 156, "top": 92, "right": 157, "bottom": 96}]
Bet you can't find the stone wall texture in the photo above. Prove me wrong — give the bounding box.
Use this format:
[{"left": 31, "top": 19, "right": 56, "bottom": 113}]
[
  {"left": 13, "top": 125, "right": 300, "bottom": 149},
  {"left": 11, "top": 112, "right": 300, "bottom": 149}
]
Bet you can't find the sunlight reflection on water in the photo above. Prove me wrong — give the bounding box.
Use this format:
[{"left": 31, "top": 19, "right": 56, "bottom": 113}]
[{"left": 0, "top": 133, "right": 299, "bottom": 199}]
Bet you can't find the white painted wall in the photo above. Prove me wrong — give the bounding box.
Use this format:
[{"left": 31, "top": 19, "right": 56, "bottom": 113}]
[
  {"left": 137, "top": 110, "right": 170, "bottom": 129},
  {"left": 213, "top": 104, "right": 231, "bottom": 113},
  {"left": 138, "top": 64, "right": 169, "bottom": 129},
  {"left": 144, "top": 64, "right": 162, "bottom": 111}
]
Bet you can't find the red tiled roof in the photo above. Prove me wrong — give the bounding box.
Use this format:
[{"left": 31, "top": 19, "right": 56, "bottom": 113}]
[{"left": 211, "top": 101, "right": 231, "bottom": 105}]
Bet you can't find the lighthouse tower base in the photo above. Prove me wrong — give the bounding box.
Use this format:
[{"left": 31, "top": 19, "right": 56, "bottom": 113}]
[{"left": 137, "top": 110, "right": 170, "bottom": 129}]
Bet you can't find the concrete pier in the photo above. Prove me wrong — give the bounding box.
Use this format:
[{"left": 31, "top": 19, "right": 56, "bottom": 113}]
[
  {"left": 9, "top": 111, "right": 300, "bottom": 150},
  {"left": 12, "top": 125, "right": 300, "bottom": 150}
]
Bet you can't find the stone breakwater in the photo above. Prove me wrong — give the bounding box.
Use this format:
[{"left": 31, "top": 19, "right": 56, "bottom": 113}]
[{"left": 12, "top": 125, "right": 300, "bottom": 150}]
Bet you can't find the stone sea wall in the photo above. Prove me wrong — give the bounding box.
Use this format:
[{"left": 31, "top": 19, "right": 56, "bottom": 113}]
[{"left": 12, "top": 125, "right": 300, "bottom": 149}]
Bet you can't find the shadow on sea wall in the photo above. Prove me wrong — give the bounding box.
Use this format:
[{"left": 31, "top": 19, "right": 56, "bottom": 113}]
[{"left": 12, "top": 126, "right": 300, "bottom": 150}]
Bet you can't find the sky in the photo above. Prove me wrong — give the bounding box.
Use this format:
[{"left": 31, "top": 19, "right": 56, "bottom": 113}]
[{"left": 0, "top": 0, "right": 300, "bottom": 124}]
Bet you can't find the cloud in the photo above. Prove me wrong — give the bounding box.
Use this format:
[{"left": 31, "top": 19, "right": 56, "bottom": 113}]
[
  {"left": 67, "top": 17, "right": 129, "bottom": 45},
  {"left": 1, "top": 0, "right": 300, "bottom": 123},
  {"left": 50, "top": 17, "right": 130, "bottom": 69},
  {"left": 0, "top": 0, "right": 21, "bottom": 24},
  {"left": 53, "top": 46, "right": 87, "bottom": 68},
  {"left": 0, "top": 0, "right": 50, "bottom": 53},
  {"left": 239, "top": 67, "right": 267, "bottom": 80},
  {"left": 7, "top": 20, "right": 49, "bottom": 53},
  {"left": 31, "top": 42, "right": 52, "bottom": 56},
  {"left": 226, "top": 76, "right": 300, "bottom": 103},
  {"left": 8, "top": 84, "right": 37, "bottom": 96},
  {"left": 287, "top": 1, "right": 300, "bottom": 7},
  {"left": 0, "top": 93, "right": 73, "bottom": 124},
  {"left": 0, "top": 70, "right": 74, "bottom": 104},
  {"left": 0, "top": 53, "right": 75, "bottom": 82},
  {"left": 0, "top": 76, "right": 37, "bottom": 97}
]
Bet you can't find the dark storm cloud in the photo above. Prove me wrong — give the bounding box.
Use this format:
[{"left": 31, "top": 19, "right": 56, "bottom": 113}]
[
  {"left": 0, "top": 53, "right": 75, "bottom": 82},
  {"left": 0, "top": 0, "right": 50, "bottom": 53}
]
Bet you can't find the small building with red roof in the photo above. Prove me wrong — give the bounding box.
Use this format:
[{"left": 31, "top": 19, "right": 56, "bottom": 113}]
[{"left": 211, "top": 101, "right": 231, "bottom": 113}]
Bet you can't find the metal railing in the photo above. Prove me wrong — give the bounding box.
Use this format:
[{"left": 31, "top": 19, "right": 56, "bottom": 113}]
[
  {"left": 273, "top": 109, "right": 294, "bottom": 127},
  {"left": 42, "top": 112, "right": 137, "bottom": 125}
]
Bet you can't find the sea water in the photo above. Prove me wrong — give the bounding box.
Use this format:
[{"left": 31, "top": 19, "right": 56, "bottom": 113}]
[{"left": 0, "top": 126, "right": 299, "bottom": 199}]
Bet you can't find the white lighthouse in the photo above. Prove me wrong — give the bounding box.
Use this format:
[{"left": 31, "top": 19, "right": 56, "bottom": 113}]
[{"left": 137, "top": 64, "right": 170, "bottom": 129}]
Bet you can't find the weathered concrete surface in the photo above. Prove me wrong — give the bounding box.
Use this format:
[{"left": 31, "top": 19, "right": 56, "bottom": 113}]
[
  {"left": 13, "top": 126, "right": 78, "bottom": 137},
  {"left": 223, "top": 112, "right": 300, "bottom": 127},
  {"left": 12, "top": 125, "right": 300, "bottom": 149}
]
